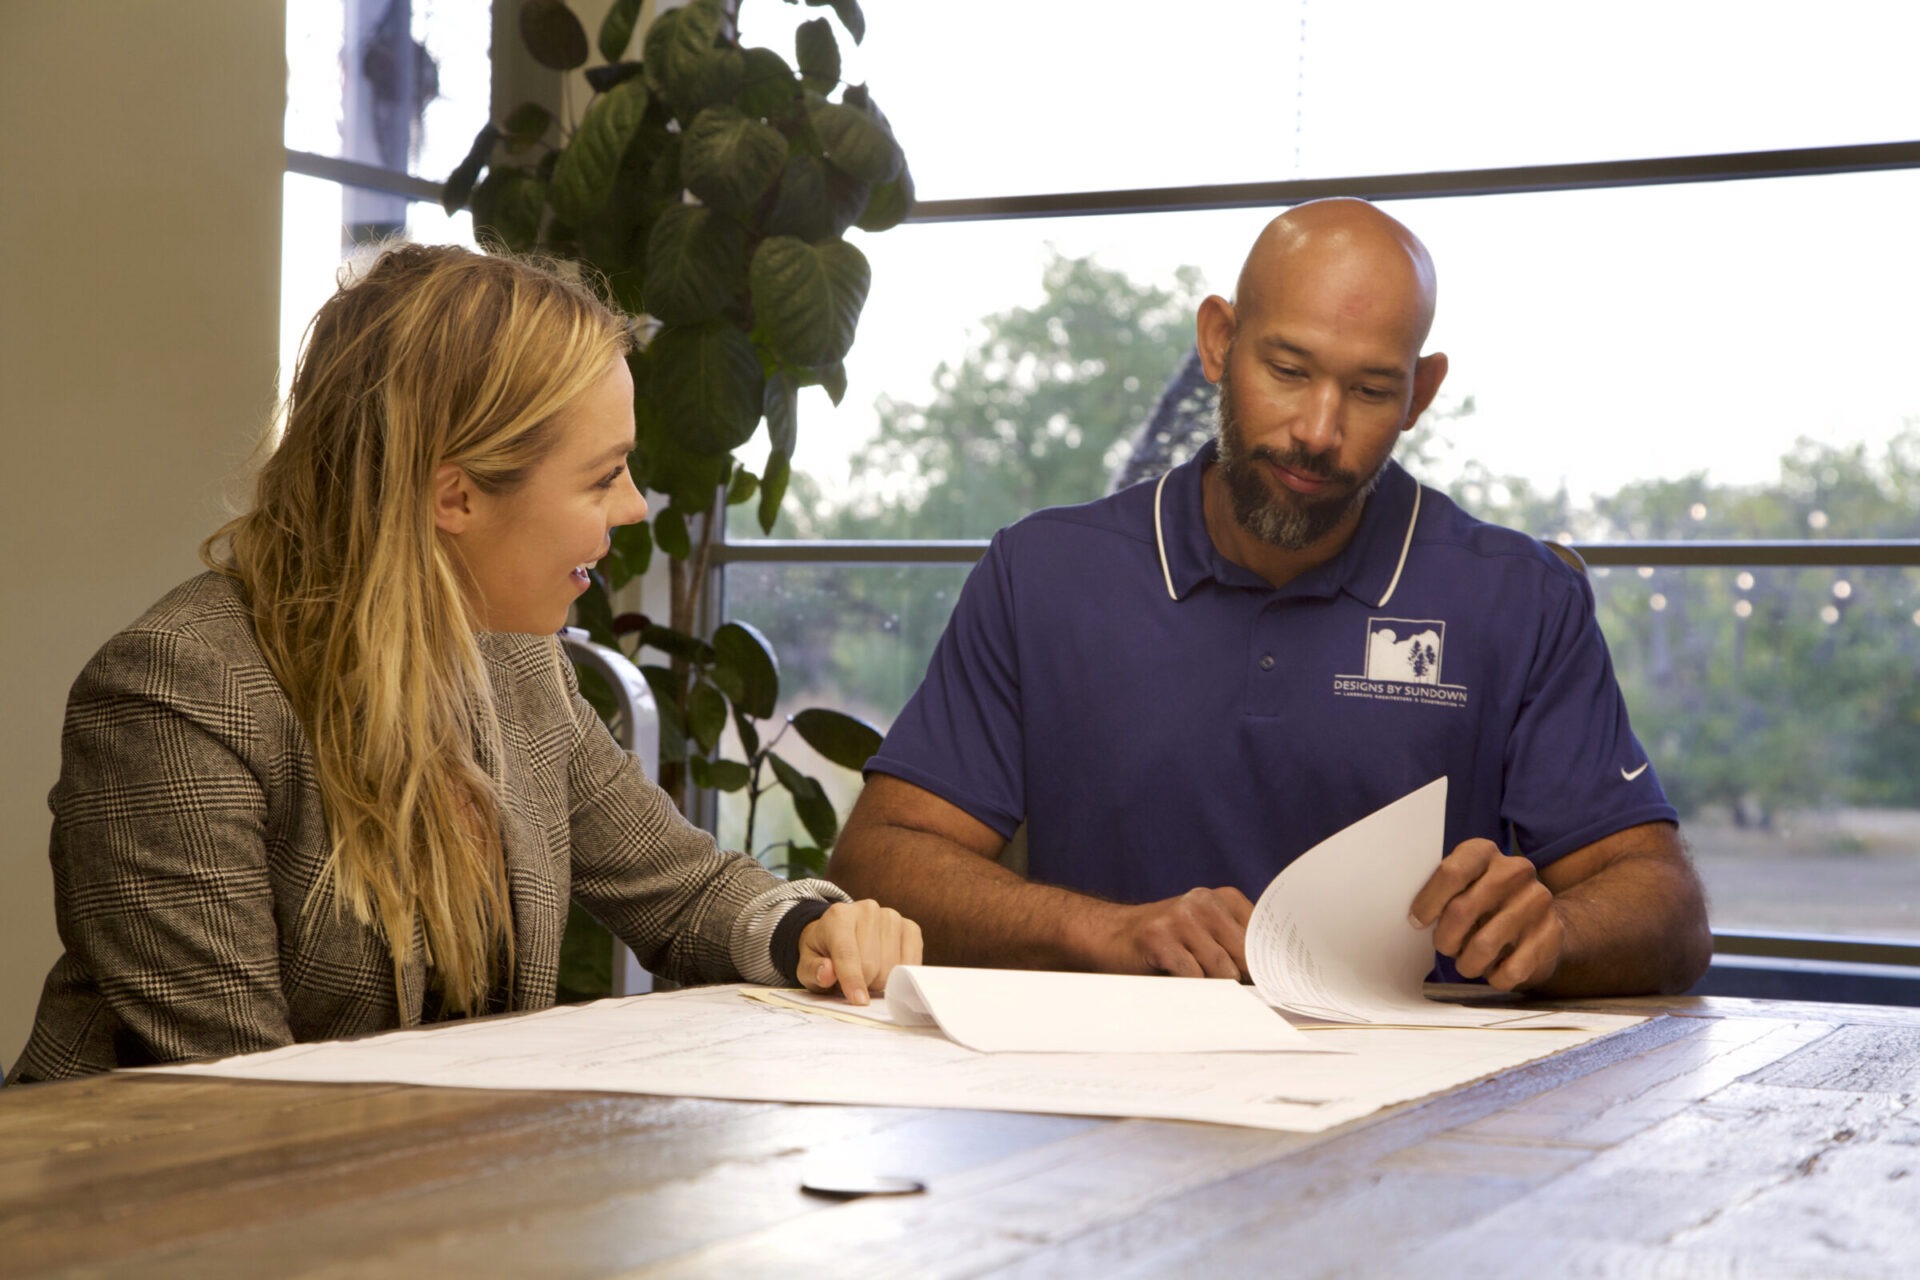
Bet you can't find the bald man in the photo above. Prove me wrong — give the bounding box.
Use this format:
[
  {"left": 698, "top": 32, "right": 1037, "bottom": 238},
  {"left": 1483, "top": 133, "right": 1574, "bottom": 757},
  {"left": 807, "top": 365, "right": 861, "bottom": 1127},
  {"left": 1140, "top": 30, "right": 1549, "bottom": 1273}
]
[{"left": 831, "top": 200, "right": 1710, "bottom": 998}]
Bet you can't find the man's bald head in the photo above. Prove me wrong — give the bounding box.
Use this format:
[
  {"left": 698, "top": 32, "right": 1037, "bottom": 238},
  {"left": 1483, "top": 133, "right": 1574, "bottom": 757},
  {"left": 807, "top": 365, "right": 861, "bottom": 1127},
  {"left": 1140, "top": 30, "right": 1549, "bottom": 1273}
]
[
  {"left": 1194, "top": 198, "right": 1450, "bottom": 571},
  {"left": 1233, "top": 199, "right": 1439, "bottom": 357}
]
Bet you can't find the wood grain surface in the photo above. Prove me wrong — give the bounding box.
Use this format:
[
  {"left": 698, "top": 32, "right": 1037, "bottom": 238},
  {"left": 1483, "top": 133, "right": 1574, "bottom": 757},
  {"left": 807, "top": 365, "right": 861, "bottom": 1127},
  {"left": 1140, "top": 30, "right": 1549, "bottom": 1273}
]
[{"left": 3, "top": 994, "right": 1916, "bottom": 1278}]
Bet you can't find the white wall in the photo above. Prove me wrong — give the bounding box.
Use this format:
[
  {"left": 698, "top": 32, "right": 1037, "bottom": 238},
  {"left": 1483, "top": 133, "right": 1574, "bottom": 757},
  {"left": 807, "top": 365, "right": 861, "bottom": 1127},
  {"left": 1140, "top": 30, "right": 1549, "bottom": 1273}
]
[{"left": 0, "top": 3, "right": 285, "bottom": 1066}]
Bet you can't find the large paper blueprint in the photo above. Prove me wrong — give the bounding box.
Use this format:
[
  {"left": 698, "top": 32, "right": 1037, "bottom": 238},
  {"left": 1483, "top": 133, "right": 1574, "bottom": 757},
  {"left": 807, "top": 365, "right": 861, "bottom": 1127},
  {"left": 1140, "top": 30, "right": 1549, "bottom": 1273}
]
[{"left": 147, "top": 984, "right": 1642, "bottom": 1133}]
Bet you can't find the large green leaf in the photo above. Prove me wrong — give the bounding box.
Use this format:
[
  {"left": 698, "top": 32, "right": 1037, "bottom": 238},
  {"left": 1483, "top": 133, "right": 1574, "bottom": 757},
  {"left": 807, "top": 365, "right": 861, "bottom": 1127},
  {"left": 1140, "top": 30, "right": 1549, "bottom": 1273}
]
[
  {"left": 790, "top": 707, "right": 883, "bottom": 771},
  {"left": 798, "top": 360, "right": 848, "bottom": 406},
  {"left": 521, "top": 0, "right": 589, "bottom": 70},
  {"left": 681, "top": 107, "right": 788, "bottom": 213},
  {"left": 607, "top": 519, "right": 652, "bottom": 589},
  {"left": 641, "top": 623, "right": 714, "bottom": 663},
  {"left": 643, "top": 0, "right": 724, "bottom": 109},
  {"left": 442, "top": 123, "right": 499, "bottom": 212},
  {"left": 713, "top": 620, "right": 779, "bottom": 719},
  {"left": 762, "top": 372, "right": 798, "bottom": 458},
  {"left": 688, "top": 682, "right": 728, "bottom": 752},
  {"left": 732, "top": 707, "right": 761, "bottom": 759},
  {"left": 738, "top": 46, "right": 798, "bottom": 120},
  {"left": 643, "top": 203, "right": 746, "bottom": 324},
  {"left": 501, "top": 102, "right": 554, "bottom": 155},
  {"left": 598, "top": 0, "right": 643, "bottom": 62},
  {"left": 549, "top": 78, "right": 650, "bottom": 228},
  {"left": 758, "top": 450, "right": 791, "bottom": 534},
  {"left": 807, "top": 0, "right": 866, "bottom": 44},
  {"left": 653, "top": 506, "right": 691, "bottom": 559},
  {"left": 807, "top": 98, "right": 901, "bottom": 183},
  {"left": 633, "top": 391, "right": 734, "bottom": 509},
  {"left": 750, "top": 236, "right": 871, "bottom": 368},
  {"left": 726, "top": 465, "right": 759, "bottom": 506},
  {"left": 764, "top": 156, "right": 869, "bottom": 242},
  {"left": 646, "top": 321, "right": 766, "bottom": 456},
  {"left": 767, "top": 752, "right": 839, "bottom": 848},
  {"left": 689, "top": 756, "right": 752, "bottom": 793},
  {"left": 855, "top": 163, "right": 914, "bottom": 232},
  {"left": 637, "top": 665, "right": 689, "bottom": 763},
  {"left": 471, "top": 169, "right": 547, "bottom": 252},
  {"left": 584, "top": 61, "right": 646, "bottom": 95},
  {"left": 795, "top": 17, "right": 840, "bottom": 92}
]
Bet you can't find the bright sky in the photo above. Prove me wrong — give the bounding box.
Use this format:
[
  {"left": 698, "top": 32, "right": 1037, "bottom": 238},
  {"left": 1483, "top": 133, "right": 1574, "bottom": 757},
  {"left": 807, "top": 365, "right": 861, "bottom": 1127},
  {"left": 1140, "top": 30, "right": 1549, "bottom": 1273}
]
[{"left": 284, "top": 0, "right": 1920, "bottom": 508}]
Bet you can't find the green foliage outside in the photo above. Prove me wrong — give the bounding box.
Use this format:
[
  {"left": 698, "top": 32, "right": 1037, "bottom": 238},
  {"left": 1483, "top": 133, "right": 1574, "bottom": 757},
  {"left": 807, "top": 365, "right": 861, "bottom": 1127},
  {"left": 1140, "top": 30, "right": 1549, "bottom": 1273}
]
[{"left": 742, "top": 251, "right": 1920, "bottom": 850}]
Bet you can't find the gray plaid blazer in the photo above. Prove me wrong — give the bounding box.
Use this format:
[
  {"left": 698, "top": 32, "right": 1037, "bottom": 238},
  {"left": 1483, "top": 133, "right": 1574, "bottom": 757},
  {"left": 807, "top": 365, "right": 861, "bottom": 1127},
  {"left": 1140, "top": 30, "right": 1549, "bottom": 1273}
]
[{"left": 8, "top": 573, "right": 843, "bottom": 1083}]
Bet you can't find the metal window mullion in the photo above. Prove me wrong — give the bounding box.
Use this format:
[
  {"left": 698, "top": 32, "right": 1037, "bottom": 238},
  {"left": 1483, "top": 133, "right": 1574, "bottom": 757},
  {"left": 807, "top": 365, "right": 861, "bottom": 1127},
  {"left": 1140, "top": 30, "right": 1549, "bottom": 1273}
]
[
  {"left": 907, "top": 140, "right": 1920, "bottom": 223},
  {"left": 713, "top": 539, "right": 1920, "bottom": 568},
  {"left": 284, "top": 148, "right": 445, "bottom": 203}
]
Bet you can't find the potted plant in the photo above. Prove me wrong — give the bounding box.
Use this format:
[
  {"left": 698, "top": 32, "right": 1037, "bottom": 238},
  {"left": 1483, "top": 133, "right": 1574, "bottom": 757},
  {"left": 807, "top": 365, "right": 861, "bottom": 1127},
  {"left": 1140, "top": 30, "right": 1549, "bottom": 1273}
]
[{"left": 442, "top": 0, "right": 912, "bottom": 992}]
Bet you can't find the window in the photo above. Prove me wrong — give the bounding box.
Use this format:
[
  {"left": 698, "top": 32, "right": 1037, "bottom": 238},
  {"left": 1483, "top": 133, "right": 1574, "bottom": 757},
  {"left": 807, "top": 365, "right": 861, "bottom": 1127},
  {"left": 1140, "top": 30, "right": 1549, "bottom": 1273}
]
[
  {"left": 281, "top": 0, "right": 488, "bottom": 395},
  {"left": 714, "top": 3, "right": 1920, "bottom": 965}
]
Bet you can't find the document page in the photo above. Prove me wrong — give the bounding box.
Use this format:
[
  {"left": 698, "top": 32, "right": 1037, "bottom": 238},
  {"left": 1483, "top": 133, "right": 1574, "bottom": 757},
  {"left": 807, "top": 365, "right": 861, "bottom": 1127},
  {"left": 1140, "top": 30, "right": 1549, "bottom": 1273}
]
[
  {"left": 1246, "top": 777, "right": 1619, "bottom": 1029},
  {"left": 879, "top": 965, "right": 1324, "bottom": 1053}
]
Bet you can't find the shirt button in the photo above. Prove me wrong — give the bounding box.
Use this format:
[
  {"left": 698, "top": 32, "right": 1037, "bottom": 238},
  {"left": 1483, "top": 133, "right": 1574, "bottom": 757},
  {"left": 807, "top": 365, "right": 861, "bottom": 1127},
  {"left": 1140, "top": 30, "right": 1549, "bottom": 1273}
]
[{"left": 1259, "top": 654, "right": 1276, "bottom": 671}]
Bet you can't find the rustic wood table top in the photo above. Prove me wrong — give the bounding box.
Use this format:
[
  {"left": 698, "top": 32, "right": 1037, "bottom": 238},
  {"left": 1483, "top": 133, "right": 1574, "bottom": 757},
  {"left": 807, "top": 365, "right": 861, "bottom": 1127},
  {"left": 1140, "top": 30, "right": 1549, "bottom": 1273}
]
[{"left": 4, "top": 993, "right": 1916, "bottom": 1278}]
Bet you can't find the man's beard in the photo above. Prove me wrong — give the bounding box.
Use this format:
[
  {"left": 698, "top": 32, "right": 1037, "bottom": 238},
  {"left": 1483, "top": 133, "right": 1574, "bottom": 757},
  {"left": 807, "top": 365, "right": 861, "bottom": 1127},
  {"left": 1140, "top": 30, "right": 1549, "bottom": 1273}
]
[{"left": 1213, "top": 371, "right": 1388, "bottom": 551}]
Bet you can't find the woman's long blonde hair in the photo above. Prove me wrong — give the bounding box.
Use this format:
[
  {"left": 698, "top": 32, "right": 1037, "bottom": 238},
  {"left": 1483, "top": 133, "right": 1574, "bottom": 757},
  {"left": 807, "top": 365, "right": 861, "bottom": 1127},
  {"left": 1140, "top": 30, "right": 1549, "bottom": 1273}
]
[{"left": 207, "top": 243, "right": 630, "bottom": 1013}]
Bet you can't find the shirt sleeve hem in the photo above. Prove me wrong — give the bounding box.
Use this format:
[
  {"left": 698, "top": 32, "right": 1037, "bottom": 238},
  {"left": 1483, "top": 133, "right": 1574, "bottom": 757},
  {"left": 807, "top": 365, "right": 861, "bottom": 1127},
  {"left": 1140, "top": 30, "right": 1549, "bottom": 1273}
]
[
  {"left": 862, "top": 758, "right": 1022, "bottom": 840},
  {"left": 1524, "top": 804, "right": 1681, "bottom": 870}
]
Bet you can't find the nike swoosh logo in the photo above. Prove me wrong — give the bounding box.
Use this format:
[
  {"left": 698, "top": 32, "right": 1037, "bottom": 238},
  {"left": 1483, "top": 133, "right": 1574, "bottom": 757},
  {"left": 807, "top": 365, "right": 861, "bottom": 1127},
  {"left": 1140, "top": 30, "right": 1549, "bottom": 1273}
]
[{"left": 1621, "top": 763, "right": 1649, "bottom": 781}]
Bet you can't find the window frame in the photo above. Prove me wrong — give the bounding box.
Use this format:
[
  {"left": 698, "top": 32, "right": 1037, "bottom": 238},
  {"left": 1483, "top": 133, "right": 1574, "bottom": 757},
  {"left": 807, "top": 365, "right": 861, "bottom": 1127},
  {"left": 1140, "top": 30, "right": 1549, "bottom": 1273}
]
[{"left": 715, "top": 138, "right": 1920, "bottom": 991}]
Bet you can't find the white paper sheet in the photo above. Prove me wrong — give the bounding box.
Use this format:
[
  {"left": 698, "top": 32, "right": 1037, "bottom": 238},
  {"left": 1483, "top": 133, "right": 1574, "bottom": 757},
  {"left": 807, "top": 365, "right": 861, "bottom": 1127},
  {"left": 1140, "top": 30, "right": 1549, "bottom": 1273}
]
[
  {"left": 144, "top": 984, "right": 1645, "bottom": 1133},
  {"left": 1246, "top": 778, "right": 1624, "bottom": 1030},
  {"left": 882, "top": 966, "right": 1323, "bottom": 1053}
]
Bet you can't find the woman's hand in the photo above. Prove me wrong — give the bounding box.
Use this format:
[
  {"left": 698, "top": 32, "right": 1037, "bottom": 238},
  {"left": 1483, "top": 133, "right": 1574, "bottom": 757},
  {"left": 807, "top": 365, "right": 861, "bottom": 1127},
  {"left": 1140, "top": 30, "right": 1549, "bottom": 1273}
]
[{"left": 797, "top": 899, "right": 923, "bottom": 1005}]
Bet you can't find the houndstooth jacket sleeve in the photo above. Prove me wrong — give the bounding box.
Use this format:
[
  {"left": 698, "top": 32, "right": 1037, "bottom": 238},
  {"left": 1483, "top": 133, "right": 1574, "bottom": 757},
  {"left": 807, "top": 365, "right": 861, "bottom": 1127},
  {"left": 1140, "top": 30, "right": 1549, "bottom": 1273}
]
[{"left": 8, "top": 574, "right": 844, "bottom": 1084}]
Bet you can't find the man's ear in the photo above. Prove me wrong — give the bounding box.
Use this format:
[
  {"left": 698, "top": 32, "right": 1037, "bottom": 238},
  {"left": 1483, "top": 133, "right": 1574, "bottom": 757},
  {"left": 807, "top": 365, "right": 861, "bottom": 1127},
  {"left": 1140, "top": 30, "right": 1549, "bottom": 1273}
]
[
  {"left": 1195, "top": 295, "right": 1237, "bottom": 382},
  {"left": 1402, "top": 351, "right": 1450, "bottom": 433},
  {"left": 432, "top": 463, "right": 478, "bottom": 535}
]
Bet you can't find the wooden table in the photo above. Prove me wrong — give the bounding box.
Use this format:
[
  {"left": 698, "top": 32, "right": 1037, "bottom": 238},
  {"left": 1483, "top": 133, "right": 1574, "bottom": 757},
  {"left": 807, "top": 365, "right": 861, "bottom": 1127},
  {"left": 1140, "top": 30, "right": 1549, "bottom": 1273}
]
[{"left": 4, "top": 993, "right": 1917, "bottom": 1277}]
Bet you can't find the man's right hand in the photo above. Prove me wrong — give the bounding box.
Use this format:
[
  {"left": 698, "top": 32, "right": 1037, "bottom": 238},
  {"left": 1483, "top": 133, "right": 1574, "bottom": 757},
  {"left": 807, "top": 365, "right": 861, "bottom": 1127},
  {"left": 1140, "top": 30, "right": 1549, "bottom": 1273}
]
[{"left": 1076, "top": 887, "right": 1255, "bottom": 979}]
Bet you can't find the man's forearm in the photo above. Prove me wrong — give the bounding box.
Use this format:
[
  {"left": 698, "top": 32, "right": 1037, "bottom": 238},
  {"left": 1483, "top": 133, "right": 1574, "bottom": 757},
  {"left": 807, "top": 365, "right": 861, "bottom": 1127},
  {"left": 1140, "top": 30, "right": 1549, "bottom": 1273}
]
[
  {"left": 1534, "top": 833, "right": 1712, "bottom": 997},
  {"left": 829, "top": 820, "right": 1111, "bottom": 969}
]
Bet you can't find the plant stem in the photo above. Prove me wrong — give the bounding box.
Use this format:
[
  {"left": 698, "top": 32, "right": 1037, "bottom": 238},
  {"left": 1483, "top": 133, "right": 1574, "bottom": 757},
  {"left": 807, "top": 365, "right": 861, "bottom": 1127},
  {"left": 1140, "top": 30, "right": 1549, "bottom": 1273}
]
[
  {"left": 662, "top": 489, "right": 724, "bottom": 815},
  {"left": 743, "top": 762, "right": 764, "bottom": 857}
]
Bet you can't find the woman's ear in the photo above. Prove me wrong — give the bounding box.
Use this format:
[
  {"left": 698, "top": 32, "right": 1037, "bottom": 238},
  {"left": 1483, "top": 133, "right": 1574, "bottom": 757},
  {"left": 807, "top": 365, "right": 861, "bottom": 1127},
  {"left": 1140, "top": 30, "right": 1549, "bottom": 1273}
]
[{"left": 432, "top": 463, "right": 477, "bottom": 536}]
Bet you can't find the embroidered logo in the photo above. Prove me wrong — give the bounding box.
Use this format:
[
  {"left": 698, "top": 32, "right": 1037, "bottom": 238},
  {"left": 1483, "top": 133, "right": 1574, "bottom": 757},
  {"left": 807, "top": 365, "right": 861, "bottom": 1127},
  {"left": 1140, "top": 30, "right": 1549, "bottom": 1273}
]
[
  {"left": 1333, "top": 618, "right": 1469, "bottom": 708},
  {"left": 1621, "top": 762, "right": 1649, "bottom": 782}
]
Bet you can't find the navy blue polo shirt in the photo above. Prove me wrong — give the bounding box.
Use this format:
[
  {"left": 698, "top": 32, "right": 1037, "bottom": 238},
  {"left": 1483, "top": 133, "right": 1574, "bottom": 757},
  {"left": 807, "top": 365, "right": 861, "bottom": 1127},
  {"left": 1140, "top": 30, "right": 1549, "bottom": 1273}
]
[{"left": 868, "top": 441, "right": 1676, "bottom": 919}]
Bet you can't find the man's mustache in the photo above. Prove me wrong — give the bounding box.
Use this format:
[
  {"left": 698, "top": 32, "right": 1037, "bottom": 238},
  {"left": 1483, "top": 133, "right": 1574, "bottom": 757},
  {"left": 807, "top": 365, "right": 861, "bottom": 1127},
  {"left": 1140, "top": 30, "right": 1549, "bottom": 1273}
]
[{"left": 1248, "top": 445, "right": 1359, "bottom": 489}]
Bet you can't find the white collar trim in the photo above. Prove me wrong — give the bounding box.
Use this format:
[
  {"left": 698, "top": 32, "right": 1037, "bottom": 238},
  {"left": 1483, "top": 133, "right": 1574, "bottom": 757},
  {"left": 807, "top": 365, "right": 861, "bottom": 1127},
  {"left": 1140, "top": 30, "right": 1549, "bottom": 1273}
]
[
  {"left": 1153, "top": 470, "right": 1178, "bottom": 601},
  {"left": 1375, "top": 482, "right": 1422, "bottom": 608}
]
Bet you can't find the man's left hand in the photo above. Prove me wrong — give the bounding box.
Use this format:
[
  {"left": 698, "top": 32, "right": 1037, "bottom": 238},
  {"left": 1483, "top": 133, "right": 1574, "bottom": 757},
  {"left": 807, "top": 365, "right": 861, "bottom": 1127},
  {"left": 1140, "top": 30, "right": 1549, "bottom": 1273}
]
[
  {"left": 797, "top": 899, "right": 924, "bottom": 1006},
  {"left": 1409, "top": 838, "right": 1563, "bottom": 992}
]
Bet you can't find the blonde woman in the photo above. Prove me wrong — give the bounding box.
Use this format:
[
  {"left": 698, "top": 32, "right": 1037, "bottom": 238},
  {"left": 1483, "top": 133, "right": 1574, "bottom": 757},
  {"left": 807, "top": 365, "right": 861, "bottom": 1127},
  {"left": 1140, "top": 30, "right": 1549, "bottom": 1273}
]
[{"left": 8, "top": 244, "right": 918, "bottom": 1084}]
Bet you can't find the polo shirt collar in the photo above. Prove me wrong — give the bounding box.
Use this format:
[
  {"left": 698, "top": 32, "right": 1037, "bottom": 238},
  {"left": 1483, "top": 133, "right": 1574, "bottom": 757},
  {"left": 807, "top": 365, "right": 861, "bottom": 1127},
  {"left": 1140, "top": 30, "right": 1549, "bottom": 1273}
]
[{"left": 1152, "top": 440, "right": 1424, "bottom": 608}]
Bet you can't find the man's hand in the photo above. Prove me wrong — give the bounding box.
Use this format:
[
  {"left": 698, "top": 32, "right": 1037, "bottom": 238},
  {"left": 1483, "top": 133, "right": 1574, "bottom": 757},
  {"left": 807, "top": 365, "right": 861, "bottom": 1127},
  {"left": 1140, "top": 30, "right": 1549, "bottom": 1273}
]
[
  {"left": 1080, "top": 887, "right": 1255, "bottom": 979},
  {"left": 1409, "top": 838, "right": 1564, "bottom": 992},
  {"left": 797, "top": 899, "right": 923, "bottom": 1006}
]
